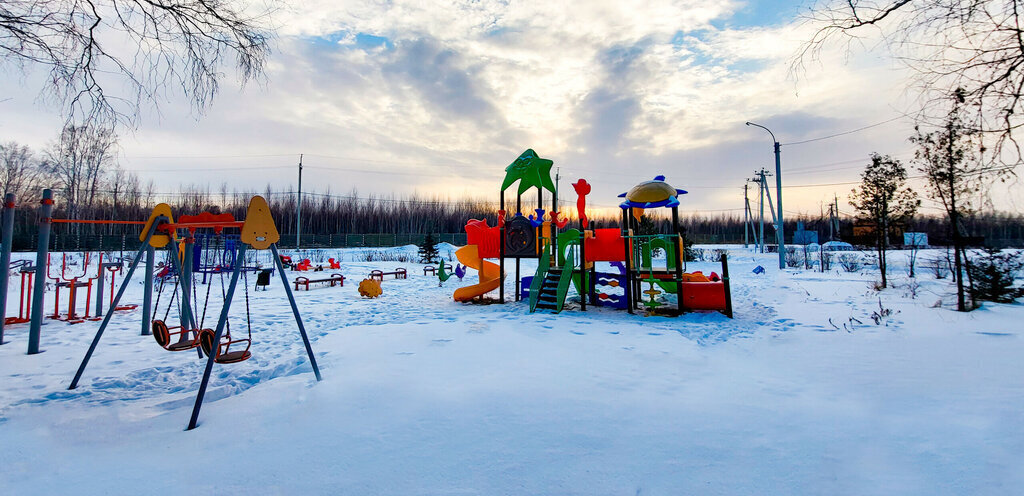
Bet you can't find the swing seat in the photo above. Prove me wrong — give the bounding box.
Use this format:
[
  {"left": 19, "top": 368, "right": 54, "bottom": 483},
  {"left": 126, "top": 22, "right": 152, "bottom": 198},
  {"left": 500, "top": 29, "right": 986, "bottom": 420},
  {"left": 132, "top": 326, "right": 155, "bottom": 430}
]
[
  {"left": 151, "top": 320, "right": 200, "bottom": 351},
  {"left": 198, "top": 329, "right": 252, "bottom": 364}
]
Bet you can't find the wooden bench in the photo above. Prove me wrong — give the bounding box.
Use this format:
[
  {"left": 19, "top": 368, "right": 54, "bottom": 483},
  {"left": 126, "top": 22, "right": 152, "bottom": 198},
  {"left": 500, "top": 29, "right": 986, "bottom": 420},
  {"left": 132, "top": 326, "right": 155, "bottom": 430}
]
[
  {"left": 293, "top": 273, "right": 345, "bottom": 291},
  {"left": 423, "top": 264, "right": 453, "bottom": 276},
  {"left": 369, "top": 268, "right": 407, "bottom": 281}
]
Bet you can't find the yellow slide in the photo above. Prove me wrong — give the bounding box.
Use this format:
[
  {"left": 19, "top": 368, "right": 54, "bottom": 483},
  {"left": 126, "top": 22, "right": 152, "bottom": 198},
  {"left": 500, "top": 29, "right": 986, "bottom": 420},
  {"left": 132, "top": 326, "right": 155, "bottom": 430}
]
[{"left": 453, "top": 244, "right": 504, "bottom": 302}]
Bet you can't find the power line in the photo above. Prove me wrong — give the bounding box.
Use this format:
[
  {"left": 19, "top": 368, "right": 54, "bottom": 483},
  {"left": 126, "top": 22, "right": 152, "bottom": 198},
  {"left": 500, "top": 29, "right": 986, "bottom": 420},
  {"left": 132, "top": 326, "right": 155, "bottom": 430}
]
[{"left": 782, "top": 115, "right": 906, "bottom": 146}]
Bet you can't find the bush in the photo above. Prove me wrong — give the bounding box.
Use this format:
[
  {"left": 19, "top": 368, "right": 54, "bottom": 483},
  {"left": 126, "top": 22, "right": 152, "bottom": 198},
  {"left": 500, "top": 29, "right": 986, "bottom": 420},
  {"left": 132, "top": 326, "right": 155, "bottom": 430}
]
[
  {"left": 838, "top": 254, "right": 861, "bottom": 272},
  {"left": 361, "top": 249, "right": 413, "bottom": 263},
  {"left": 926, "top": 256, "right": 950, "bottom": 279},
  {"left": 968, "top": 248, "right": 1024, "bottom": 303},
  {"left": 821, "top": 251, "right": 834, "bottom": 271},
  {"left": 785, "top": 246, "right": 802, "bottom": 268}
]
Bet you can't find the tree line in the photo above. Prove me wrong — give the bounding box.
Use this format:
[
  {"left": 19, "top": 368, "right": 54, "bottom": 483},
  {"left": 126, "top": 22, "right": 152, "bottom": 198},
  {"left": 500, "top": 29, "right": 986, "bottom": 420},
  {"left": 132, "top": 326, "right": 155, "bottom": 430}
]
[{"left": 4, "top": 126, "right": 1023, "bottom": 253}]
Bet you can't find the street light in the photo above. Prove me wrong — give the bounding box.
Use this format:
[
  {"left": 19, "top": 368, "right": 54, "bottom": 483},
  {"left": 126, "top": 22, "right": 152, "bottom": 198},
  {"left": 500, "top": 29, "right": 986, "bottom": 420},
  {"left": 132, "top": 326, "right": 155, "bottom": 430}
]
[{"left": 746, "top": 121, "right": 785, "bottom": 270}]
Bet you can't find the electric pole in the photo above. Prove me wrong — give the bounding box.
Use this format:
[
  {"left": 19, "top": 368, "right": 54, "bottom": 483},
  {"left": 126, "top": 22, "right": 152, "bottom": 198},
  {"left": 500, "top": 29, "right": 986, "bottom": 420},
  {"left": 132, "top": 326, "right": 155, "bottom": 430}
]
[
  {"left": 297, "top": 153, "right": 303, "bottom": 249},
  {"left": 743, "top": 182, "right": 750, "bottom": 248}
]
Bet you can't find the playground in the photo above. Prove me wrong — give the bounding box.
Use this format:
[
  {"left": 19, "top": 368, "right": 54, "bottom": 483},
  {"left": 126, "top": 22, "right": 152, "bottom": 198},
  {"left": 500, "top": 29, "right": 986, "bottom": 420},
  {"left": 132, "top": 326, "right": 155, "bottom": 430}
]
[{"left": 0, "top": 158, "right": 1020, "bottom": 494}]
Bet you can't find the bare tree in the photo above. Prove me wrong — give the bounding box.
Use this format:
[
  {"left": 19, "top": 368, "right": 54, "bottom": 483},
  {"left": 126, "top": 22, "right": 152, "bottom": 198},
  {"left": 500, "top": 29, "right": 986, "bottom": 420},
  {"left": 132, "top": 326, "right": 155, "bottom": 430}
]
[
  {"left": 1, "top": 0, "right": 271, "bottom": 127},
  {"left": 910, "top": 90, "right": 1001, "bottom": 311},
  {"left": 0, "top": 141, "right": 47, "bottom": 200},
  {"left": 44, "top": 124, "right": 118, "bottom": 220},
  {"left": 850, "top": 153, "right": 920, "bottom": 288},
  {"left": 798, "top": 0, "right": 1024, "bottom": 162}
]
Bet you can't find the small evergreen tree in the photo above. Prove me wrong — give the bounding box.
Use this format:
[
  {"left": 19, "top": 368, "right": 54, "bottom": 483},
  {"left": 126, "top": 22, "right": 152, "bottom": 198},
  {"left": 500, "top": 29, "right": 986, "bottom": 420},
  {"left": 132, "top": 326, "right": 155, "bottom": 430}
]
[
  {"left": 418, "top": 233, "right": 440, "bottom": 264},
  {"left": 968, "top": 248, "right": 1024, "bottom": 303}
]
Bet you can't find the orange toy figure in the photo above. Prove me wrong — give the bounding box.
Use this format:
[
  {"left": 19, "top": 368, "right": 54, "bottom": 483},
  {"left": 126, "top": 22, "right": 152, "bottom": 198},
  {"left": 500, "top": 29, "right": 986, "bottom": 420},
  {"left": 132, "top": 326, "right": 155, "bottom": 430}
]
[{"left": 358, "top": 278, "right": 383, "bottom": 298}]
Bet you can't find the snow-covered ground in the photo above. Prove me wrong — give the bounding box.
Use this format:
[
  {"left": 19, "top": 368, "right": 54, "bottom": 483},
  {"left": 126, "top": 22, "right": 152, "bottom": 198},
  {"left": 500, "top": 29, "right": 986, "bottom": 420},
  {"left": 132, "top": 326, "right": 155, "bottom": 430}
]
[{"left": 0, "top": 244, "right": 1021, "bottom": 495}]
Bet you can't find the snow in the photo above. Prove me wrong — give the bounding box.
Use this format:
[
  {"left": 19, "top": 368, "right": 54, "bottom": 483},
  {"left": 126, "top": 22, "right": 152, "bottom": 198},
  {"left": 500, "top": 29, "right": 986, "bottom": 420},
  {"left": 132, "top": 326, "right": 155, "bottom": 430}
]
[{"left": 0, "top": 245, "right": 1021, "bottom": 495}]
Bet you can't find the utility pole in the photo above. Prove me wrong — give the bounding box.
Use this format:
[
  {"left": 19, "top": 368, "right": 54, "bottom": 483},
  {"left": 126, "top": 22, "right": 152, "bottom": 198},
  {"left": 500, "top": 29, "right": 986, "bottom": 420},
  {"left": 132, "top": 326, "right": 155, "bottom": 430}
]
[
  {"left": 746, "top": 122, "right": 785, "bottom": 269},
  {"left": 297, "top": 153, "right": 303, "bottom": 249},
  {"left": 745, "top": 182, "right": 753, "bottom": 248}
]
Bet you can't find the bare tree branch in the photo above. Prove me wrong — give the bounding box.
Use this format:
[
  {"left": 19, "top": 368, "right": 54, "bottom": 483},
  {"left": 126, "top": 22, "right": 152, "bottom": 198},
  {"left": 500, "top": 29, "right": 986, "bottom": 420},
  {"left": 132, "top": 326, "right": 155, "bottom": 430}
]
[
  {"left": 0, "top": 0, "right": 271, "bottom": 128},
  {"left": 796, "top": 0, "right": 1024, "bottom": 165}
]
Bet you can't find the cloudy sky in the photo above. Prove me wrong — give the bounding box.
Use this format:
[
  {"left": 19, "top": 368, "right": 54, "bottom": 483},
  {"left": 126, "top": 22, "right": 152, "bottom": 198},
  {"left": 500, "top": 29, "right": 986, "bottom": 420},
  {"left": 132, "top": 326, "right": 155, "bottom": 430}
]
[{"left": 3, "top": 0, "right": 1021, "bottom": 217}]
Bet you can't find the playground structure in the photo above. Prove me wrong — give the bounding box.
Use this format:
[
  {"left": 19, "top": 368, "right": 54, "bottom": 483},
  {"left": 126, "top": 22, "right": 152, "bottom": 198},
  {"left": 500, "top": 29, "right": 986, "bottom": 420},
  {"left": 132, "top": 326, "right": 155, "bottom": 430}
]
[
  {"left": 451, "top": 150, "right": 732, "bottom": 317},
  {"left": 64, "top": 195, "right": 321, "bottom": 430}
]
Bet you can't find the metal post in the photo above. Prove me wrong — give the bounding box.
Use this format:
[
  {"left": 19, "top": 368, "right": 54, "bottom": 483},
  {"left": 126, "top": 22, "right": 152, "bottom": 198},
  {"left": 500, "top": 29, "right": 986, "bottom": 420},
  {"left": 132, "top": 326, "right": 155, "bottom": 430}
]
[
  {"left": 672, "top": 206, "right": 684, "bottom": 315},
  {"left": 181, "top": 239, "right": 195, "bottom": 330},
  {"left": 499, "top": 189, "right": 505, "bottom": 303},
  {"left": 759, "top": 172, "right": 765, "bottom": 254},
  {"left": 743, "top": 183, "right": 749, "bottom": 248},
  {"left": 0, "top": 193, "right": 14, "bottom": 344},
  {"left": 271, "top": 244, "right": 322, "bottom": 381},
  {"left": 622, "top": 207, "right": 633, "bottom": 315},
  {"left": 142, "top": 245, "right": 154, "bottom": 335},
  {"left": 188, "top": 243, "right": 245, "bottom": 430},
  {"left": 69, "top": 222, "right": 159, "bottom": 389},
  {"left": 774, "top": 140, "right": 785, "bottom": 269},
  {"left": 297, "top": 154, "right": 303, "bottom": 250},
  {"left": 28, "top": 189, "right": 53, "bottom": 355},
  {"left": 721, "top": 253, "right": 733, "bottom": 319},
  {"left": 95, "top": 255, "right": 105, "bottom": 317}
]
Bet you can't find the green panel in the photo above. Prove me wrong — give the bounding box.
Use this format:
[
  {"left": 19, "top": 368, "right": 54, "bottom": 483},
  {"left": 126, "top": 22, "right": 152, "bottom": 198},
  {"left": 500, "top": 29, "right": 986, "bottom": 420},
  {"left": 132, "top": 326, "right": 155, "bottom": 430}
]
[{"left": 554, "top": 245, "right": 575, "bottom": 313}]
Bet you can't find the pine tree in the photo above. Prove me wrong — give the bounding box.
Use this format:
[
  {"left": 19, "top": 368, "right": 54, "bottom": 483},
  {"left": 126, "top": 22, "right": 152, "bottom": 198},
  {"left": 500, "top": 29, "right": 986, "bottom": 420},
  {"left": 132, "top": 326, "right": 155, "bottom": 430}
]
[
  {"left": 849, "top": 153, "right": 919, "bottom": 288},
  {"left": 418, "top": 234, "right": 439, "bottom": 264}
]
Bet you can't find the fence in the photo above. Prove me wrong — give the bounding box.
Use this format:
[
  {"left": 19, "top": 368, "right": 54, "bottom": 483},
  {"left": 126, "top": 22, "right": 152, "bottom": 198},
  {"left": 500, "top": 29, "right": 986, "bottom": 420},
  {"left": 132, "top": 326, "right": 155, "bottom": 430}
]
[{"left": 9, "top": 232, "right": 469, "bottom": 253}]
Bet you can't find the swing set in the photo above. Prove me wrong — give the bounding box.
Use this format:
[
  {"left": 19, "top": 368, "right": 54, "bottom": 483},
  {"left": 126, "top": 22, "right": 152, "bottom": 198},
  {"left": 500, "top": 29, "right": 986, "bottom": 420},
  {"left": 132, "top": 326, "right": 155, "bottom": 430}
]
[{"left": 68, "top": 196, "right": 322, "bottom": 430}]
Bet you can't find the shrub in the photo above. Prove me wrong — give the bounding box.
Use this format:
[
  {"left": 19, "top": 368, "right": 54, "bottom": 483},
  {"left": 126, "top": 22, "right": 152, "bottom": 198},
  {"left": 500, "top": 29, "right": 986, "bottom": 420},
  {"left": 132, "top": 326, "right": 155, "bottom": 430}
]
[
  {"left": 838, "top": 253, "right": 861, "bottom": 272},
  {"left": 785, "top": 246, "right": 802, "bottom": 268},
  {"left": 821, "top": 251, "right": 834, "bottom": 271},
  {"left": 926, "top": 256, "right": 950, "bottom": 279}
]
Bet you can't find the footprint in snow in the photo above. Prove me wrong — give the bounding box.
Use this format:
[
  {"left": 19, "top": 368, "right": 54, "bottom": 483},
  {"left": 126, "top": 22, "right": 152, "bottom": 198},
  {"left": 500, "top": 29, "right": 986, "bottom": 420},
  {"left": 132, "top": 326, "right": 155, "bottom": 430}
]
[{"left": 395, "top": 351, "right": 414, "bottom": 355}]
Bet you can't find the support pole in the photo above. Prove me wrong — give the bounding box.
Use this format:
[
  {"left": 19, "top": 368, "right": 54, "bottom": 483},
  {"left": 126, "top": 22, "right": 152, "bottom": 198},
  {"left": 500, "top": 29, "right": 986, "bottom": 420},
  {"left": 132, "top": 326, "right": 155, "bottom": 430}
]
[
  {"left": 759, "top": 171, "right": 766, "bottom": 254},
  {"left": 297, "top": 153, "right": 303, "bottom": 250},
  {"left": 499, "top": 189, "right": 505, "bottom": 304},
  {"left": 672, "top": 206, "right": 684, "bottom": 315},
  {"left": 28, "top": 189, "right": 53, "bottom": 355},
  {"left": 180, "top": 239, "right": 195, "bottom": 330},
  {"left": 95, "top": 255, "right": 105, "bottom": 317},
  {"left": 188, "top": 243, "right": 246, "bottom": 430},
  {"left": 745, "top": 183, "right": 753, "bottom": 248},
  {"left": 69, "top": 222, "right": 159, "bottom": 389},
  {"left": 0, "top": 193, "right": 14, "bottom": 344},
  {"left": 774, "top": 140, "right": 785, "bottom": 270},
  {"left": 271, "top": 243, "right": 322, "bottom": 381},
  {"left": 622, "top": 207, "right": 633, "bottom": 315},
  {"left": 579, "top": 228, "right": 586, "bottom": 311},
  {"left": 142, "top": 245, "right": 154, "bottom": 335},
  {"left": 721, "top": 253, "right": 733, "bottom": 319}
]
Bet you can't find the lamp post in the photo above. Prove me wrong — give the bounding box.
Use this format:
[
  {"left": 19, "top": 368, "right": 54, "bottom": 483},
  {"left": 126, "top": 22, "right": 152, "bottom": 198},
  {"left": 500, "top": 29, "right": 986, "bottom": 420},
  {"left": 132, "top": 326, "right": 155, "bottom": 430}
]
[{"left": 746, "top": 121, "right": 784, "bottom": 269}]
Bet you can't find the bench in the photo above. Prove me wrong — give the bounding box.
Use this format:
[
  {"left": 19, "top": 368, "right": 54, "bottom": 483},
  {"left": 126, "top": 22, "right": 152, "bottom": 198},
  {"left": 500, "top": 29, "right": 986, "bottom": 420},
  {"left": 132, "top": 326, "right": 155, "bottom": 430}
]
[
  {"left": 423, "top": 264, "right": 453, "bottom": 276},
  {"left": 293, "top": 273, "right": 345, "bottom": 291},
  {"left": 369, "top": 268, "right": 407, "bottom": 281}
]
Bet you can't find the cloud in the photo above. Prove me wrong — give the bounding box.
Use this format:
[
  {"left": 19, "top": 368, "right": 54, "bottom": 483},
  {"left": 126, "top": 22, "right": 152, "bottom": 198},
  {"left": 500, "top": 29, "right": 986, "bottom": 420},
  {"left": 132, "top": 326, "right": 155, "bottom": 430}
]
[{"left": 7, "top": 1, "right": 1017, "bottom": 212}]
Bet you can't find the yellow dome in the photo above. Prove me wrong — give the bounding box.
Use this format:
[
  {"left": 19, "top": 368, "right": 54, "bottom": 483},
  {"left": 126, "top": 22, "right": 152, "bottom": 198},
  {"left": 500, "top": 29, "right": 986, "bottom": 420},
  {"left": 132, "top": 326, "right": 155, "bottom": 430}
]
[{"left": 626, "top": 180, "right": 677, "bottom": 203}]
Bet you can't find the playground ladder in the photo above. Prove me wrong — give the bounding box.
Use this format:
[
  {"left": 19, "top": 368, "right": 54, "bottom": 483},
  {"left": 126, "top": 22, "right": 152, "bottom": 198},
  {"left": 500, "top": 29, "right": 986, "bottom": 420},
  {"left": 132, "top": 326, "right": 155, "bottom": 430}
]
[{"left": 532, "top": 267, "right": 564, "bottom": 313}]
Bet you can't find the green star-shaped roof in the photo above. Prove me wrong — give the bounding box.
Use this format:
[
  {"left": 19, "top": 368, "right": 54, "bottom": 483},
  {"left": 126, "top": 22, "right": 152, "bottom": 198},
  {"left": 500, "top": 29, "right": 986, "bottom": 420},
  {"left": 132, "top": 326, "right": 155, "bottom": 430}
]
[{"left": 501, "top": 149, "right": 555, "bottom": 195}]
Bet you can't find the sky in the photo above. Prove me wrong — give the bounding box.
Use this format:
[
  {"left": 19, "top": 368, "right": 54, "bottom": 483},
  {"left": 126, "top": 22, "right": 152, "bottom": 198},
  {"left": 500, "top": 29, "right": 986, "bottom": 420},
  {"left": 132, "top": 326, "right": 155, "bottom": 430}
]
[{"left": 2, "top": 0, "right": 1022, "bottom": 219}]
